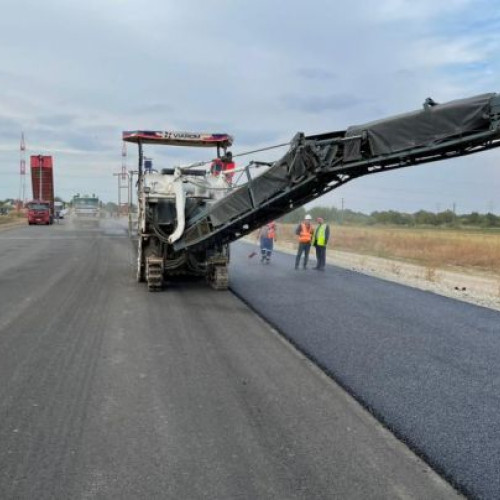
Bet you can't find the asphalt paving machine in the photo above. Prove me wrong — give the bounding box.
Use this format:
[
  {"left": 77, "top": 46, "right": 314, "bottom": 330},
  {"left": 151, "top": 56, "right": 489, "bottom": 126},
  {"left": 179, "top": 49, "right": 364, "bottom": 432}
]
[
  {"left": 124, "top": 92, "right": 500, "bottom": 291},
  {"left": 123, "top": 131, "right": 235, "bottom": 291}
]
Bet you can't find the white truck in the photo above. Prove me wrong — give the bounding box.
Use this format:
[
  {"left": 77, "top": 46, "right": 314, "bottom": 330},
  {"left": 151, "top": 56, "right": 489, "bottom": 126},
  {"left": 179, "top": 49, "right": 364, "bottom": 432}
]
[
  {"left": 72, "top": 194, "right": 100, "bottom": 227},
  {"left": 54, "top": 201, "right": 64, "bottom": 219}
]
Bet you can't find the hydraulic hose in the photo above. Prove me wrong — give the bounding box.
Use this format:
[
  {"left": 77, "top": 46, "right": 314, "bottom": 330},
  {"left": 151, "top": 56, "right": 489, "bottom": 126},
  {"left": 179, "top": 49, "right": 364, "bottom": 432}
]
[{"left": 168, "top": 174, "right": 186, "bottom": 244}]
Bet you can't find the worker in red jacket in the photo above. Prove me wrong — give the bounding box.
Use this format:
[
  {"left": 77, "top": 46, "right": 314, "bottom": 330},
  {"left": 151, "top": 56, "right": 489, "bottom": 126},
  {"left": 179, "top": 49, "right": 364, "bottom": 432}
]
[
  {"left": 257, "top": 221, "right": 277, "bottom": 264},
  {"left": 222, "top": 151, "right": 235, "bottom": 184},
  {"left": 210, "top": 158, "right": 223, "bottom": 176},
  {"left": 210, "top": 151, "right": 235, "bottom": 184}
]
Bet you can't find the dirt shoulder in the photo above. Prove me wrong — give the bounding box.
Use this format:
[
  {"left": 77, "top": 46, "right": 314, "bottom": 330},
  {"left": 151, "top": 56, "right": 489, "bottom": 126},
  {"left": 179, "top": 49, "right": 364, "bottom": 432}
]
[
  {"left": 246, "top": 238, "right": 500, "bottom": 312},
  {"left": 0, "top": 218, "right": 26, "bottom": 231}
]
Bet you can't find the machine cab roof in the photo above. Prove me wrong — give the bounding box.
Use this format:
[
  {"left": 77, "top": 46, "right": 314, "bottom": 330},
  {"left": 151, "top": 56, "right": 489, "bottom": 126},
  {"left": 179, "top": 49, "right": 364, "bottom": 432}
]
[{"left": 122, "top": 131, "right": 233, "bottom": 148}]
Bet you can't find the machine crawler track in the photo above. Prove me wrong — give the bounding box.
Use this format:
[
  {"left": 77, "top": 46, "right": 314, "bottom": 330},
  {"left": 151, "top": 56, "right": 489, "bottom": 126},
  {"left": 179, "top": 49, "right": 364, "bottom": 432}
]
[
  {"left": 209, "top": 265, "right": 229, "bottom": 291},
  {"left": 146, "top": 257, "right": 164, "bottom": 292}
]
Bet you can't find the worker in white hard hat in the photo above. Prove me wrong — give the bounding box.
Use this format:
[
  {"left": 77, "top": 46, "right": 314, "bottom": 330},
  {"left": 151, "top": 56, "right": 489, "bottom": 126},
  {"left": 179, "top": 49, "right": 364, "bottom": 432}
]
[{"left": 294, "top": 214, "right": 314, "bottom": 270}]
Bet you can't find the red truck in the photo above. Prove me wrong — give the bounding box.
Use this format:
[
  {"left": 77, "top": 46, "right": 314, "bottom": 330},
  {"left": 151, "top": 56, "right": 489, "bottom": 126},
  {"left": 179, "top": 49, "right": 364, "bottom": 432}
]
[
  {"left": 27, "top": 200, "right": 52, "bottom": 225},
  {"left": 29, "top": 155, "right": 54, "bottom": 225}
]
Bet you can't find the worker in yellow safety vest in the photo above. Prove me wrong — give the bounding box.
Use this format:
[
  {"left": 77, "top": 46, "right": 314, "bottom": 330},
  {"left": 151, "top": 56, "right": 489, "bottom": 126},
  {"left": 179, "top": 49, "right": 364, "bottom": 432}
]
[
  {"left": 312, "top": 217, "right": 330, "bottom": 271},
  {"left": 294, "top": 214, "right": 314, "bottom": 270}
]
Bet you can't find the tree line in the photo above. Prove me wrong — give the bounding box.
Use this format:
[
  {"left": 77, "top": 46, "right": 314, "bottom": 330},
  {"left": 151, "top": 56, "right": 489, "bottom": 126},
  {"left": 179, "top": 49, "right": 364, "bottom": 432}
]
[{"left": 280, "top": 206, "right": 500, "bottom": 228}]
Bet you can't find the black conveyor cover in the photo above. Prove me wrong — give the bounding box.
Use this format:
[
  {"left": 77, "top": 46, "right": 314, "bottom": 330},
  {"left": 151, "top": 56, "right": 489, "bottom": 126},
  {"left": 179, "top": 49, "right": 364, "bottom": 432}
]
[
  {"left": 172, "top": 91, "right": 500, "bottom": 251},
  {"left": 343, "top": 93, "right": 494, "bottom": 161},
  {"left": 196, "top": 140, "right": 318, "bottom": 228}
]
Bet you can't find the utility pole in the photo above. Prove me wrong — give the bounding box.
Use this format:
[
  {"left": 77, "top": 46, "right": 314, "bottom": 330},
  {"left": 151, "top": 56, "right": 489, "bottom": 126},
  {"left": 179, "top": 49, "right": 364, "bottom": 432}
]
[
  {"left": 121, "top": 142, "right": 128, "bottom": 216},
  {"left": 38, "top": 154, "right": 43, "bottom": 203},
  {"left": 122, "top": 141, "right": 127, "bottom": 181},
  {"left": 18, "top": 132, "right": 26, "bottom": 210},
  {"left": 112, "top": 172, "right": 129, "bottom": 216},
  {"left": 128, "top": 170, "right": 138, "bottom": 235},
  {"left": 340, "top": 197, "right": 344, "bottom": 225},
  {"left": 113, "top": 143, "right": 129, "bottom": 217},
  {"left": 112, "top": 173, "right": 121, "bottom": 210}
]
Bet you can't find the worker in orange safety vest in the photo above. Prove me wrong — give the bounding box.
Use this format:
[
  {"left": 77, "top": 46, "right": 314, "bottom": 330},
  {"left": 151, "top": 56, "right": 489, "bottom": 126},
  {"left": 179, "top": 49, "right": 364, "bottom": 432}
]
[{"left": 294, "top": 214, "right": 314, "bottom": 270}]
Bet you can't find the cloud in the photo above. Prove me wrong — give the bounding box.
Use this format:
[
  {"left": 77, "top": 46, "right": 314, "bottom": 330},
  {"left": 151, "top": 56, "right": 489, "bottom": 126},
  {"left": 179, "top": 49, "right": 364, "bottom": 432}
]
[
  {"left": 0, "top": 0, "right": 498, "bottom": 210},
  {"left": 128, "top": 103, "right": 176, "bottom": 116},
  {"left": 373, "top": 0, "right": 472, "bottom": 22},
  {"left": 283, "top": 94, "right": 366, "bottom": 114},
  {"left": 409, "top": 36, "right": 494, "bottom": 68},
  {"left": 63, "top": 131, "right": 114, "bottom": 153},
  {"left": 0, "top": 117, "right": 26, "bottom": 142},
  {"left": 296, "top": 68, "right": 336, "bottom": 81},
  {"left": 230, "top": 129, "right": 283, "bottom": 148},
  {"left": 36, "top": 114, "right": 78, "bottom": 127}
]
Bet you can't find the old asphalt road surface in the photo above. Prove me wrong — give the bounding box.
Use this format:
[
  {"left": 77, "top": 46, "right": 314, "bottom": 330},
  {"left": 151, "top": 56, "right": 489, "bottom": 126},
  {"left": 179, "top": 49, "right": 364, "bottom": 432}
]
[
  {"left": 0, "top": 219, "right": 459, "bottom": 499},
  {"left": 231, "top": 241, "right": 500, "bottom": 500}
]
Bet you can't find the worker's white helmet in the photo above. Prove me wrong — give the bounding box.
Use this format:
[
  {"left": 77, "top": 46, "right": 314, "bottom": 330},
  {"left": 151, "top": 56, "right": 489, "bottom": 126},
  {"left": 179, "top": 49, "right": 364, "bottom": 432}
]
[{"left": 305, "top": 214, "right": 312, "bottom": 220}]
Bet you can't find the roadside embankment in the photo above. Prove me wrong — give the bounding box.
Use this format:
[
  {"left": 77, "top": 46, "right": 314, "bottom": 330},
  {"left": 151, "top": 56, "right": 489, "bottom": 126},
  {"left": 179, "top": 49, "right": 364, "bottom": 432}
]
[{"left": 0, "top": 217, "right": 26, "bottom": 232}]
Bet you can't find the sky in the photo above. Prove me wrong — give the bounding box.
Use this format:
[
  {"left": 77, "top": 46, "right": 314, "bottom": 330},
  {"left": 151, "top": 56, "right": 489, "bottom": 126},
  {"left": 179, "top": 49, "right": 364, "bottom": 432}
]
[{"left": 1, "top": 0, "right": 499, "bottom": 214}]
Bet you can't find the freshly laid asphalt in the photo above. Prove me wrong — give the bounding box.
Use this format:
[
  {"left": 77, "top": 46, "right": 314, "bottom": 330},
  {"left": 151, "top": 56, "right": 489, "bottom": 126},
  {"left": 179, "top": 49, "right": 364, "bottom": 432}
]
[
  {"left": 230, "top": 241, "right": 500, "bottom": 499},
  {"left": 0, "top": 220, "right": 459, "bottom": 499}
]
